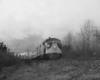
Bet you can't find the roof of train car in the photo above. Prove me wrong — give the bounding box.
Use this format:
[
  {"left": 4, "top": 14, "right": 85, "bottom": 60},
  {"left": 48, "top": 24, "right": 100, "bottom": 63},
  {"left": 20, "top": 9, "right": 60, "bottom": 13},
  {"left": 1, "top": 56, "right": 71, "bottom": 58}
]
[
  {"left": 45, "top": 37, "right": 61, "bottom": 42},
  {"left": 42, "top": 37, "right": 62, "bottom": 45}
]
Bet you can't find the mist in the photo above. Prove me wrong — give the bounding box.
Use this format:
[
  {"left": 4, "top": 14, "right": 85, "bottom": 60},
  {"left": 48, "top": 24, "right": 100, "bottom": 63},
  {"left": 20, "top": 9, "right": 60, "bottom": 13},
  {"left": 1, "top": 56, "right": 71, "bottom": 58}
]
[
  {"left": 0, "top": 0, "right": 100, "bottom": 52},
  {"left": 8, "top": 34, "right": 44, "bottom": 53}
]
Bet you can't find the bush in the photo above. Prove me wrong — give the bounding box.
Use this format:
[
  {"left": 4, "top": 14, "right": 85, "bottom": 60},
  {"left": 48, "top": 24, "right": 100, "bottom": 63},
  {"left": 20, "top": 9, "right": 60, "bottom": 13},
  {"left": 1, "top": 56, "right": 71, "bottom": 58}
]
[{"left": 0, "top": 42, "right": 22, "bottom": 71}]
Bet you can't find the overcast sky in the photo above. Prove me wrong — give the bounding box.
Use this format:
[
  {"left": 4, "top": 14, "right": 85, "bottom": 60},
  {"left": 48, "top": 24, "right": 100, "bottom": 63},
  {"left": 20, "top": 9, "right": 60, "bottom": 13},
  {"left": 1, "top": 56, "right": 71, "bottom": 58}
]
[{"left": 0, "top": 0, "right": 100, "bottom": 52}]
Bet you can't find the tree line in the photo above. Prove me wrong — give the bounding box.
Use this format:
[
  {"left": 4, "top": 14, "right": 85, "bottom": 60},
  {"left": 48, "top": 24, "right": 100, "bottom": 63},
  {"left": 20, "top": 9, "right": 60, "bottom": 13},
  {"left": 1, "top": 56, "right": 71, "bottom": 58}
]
[{"left": 62, "top": 20, "right": 100, "bottom": 59}]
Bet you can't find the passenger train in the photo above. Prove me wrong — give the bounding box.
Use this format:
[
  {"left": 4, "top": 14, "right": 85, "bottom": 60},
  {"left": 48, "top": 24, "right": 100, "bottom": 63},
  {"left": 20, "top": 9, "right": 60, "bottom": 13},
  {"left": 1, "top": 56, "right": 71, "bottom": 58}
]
[
  {"left": 32, "top": 37, "right": 63, "bottom": 60},
  {"left": 18, "top": 37, "right": 63, "bottom": 60}
]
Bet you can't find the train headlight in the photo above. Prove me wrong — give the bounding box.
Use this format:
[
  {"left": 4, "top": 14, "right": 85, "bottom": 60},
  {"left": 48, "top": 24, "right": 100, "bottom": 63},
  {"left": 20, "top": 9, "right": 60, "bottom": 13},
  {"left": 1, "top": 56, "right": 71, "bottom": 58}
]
[
  {"left": 54, "top": 46, "right": 56, "bottom": 48},
  {"left": 47, "top": 44, "right": 50, "bottom": 47}
]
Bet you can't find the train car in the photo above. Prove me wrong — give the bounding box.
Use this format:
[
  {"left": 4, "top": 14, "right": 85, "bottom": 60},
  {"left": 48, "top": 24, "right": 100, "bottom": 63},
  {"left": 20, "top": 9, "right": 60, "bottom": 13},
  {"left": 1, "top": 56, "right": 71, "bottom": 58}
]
[{"left": 33, "top": 37, "right": 63, "bottom": 60}]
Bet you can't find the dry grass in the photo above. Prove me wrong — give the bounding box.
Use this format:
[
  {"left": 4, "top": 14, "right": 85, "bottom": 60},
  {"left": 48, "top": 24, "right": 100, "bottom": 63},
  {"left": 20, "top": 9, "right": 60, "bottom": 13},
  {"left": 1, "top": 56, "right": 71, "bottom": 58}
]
[{"left": 1, "top": 59, "right": 100, "bottom": 80}]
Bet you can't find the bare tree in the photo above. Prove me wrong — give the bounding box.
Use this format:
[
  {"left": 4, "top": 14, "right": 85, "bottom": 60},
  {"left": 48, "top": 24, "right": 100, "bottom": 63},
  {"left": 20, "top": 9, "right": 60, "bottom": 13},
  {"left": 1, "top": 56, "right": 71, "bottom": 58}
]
[
  {"left": 27, "top": 49, "right": 30, "bottom": 57},
  {"left": 63, "top": 31, "right": 74, "bottom": 48},
  {"left": 93, "top": 27, "right": 100, "bottom": 54},
  {"left": 78, "top": 20, "right": 95, "bottom": 56}
]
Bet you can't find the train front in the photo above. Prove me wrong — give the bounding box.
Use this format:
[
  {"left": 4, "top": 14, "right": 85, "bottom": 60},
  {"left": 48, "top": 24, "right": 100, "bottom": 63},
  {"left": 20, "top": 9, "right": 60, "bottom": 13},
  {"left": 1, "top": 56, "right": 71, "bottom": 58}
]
[{"left": 44, "top": 38, "right": 62, "bottom": 60}]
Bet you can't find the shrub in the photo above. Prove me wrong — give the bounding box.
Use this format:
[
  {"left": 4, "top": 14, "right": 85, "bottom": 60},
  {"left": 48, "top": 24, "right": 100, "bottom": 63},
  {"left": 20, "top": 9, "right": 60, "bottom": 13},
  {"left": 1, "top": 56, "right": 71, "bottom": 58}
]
[{"left": 0, "top": 42, "right": 21, "bottom": 71}]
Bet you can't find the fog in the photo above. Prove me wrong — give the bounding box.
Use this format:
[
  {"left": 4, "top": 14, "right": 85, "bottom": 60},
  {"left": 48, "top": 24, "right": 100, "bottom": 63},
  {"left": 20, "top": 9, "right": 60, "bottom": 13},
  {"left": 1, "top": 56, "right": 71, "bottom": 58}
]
[{"left": 0, "top": 0, "right": 100, "bottom": 52}]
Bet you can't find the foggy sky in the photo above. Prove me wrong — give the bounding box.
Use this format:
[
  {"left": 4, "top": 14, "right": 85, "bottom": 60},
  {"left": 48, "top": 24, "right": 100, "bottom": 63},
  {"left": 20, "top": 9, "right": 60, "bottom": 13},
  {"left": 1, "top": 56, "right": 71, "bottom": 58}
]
[{"left": 0, "top": 0, "right": 100, "bottom": 52}]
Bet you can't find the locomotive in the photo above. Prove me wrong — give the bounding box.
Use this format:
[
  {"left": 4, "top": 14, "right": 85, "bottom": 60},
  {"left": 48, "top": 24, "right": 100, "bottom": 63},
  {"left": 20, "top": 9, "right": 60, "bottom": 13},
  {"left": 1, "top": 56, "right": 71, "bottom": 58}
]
[{"left": 32, "top": 37, "right": 63, "bottom": 60}]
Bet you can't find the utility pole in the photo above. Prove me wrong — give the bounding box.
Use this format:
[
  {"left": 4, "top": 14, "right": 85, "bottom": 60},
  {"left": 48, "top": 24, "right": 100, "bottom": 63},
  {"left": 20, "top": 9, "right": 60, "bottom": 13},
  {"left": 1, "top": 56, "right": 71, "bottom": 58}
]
[{"left": 27, "top": 49, "right": 30, "bottom": 59}]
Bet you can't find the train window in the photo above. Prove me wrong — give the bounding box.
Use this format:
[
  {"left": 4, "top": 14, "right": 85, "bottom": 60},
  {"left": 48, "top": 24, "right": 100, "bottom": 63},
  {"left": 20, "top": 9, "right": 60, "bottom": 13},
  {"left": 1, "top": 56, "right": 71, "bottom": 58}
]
[
  {"left": 57, "top": 42, "right": 62, "bottom": 49},
  {"left": 46, "top": 41, "right": 52, "bottom": 49}
]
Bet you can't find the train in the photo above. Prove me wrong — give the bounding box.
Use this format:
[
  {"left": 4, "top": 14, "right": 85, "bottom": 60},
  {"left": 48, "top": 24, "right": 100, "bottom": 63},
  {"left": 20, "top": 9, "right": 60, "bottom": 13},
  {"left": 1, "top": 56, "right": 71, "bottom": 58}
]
[
  {"left": 18, "top": 37, "right": 63, "bottom": 60},
  {"left": 32, "top": 37, "right": 63, "bottom": 60}
]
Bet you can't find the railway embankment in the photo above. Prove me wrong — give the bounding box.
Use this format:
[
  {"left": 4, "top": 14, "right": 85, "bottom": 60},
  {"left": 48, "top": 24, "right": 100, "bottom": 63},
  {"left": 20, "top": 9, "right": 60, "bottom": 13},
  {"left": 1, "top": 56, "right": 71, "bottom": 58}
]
[{"left": 1, "top": 58, "right": 100, "bottom": 80}]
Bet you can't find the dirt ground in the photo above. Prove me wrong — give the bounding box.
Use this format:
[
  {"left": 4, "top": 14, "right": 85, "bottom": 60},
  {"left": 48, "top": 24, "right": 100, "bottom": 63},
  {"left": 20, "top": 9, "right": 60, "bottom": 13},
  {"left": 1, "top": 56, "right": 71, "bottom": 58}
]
[{"left": 1, "top": 58, "right": 100, "bottom": 80}]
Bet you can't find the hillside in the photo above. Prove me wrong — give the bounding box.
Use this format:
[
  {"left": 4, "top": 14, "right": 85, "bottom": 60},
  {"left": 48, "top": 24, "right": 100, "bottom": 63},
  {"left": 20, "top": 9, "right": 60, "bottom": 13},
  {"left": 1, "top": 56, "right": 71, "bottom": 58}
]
[{"left": 1, "top": 58, "right": 100, "bottom": 80}]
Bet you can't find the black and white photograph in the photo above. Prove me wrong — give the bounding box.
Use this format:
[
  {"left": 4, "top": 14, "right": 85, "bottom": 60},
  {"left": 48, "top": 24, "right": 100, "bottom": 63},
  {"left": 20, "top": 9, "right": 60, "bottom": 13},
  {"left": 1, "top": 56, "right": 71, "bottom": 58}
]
[{"left": 0, "top": 0, "right": 100, "bottom": 80}]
